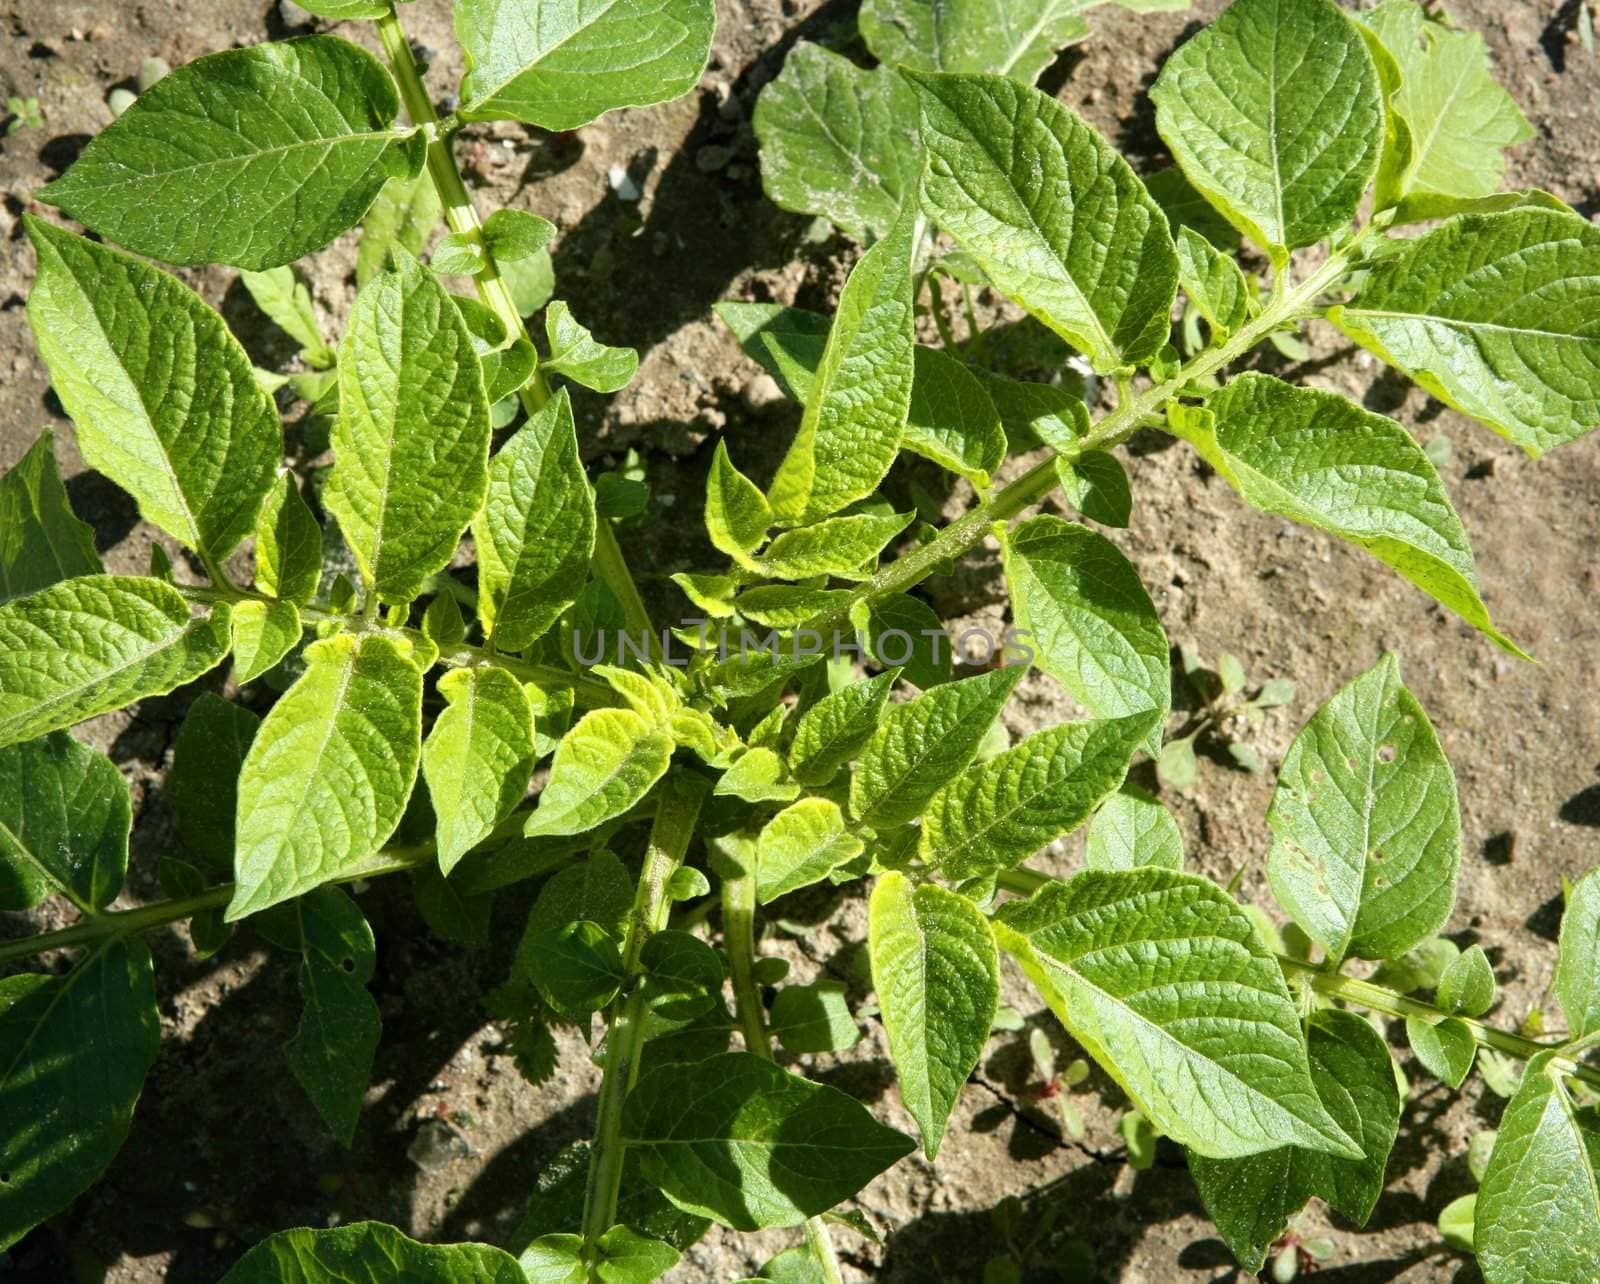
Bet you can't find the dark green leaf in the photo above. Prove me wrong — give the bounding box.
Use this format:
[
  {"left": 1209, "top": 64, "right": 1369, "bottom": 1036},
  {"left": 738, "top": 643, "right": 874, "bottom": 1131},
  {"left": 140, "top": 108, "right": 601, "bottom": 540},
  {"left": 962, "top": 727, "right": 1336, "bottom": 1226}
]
[
  {"left": 0, "top": 731, "right": 128, "bottom": 913},
  {"left": 0, "top": 431, "right": 100, "bottom": 605}
]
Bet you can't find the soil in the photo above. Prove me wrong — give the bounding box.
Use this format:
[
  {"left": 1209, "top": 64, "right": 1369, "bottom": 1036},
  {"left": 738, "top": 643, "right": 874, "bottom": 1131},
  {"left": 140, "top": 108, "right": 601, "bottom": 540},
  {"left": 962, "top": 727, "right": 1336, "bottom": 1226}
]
[{"left": 1, "top": 0, "right": 1598, "bottom": 1280}]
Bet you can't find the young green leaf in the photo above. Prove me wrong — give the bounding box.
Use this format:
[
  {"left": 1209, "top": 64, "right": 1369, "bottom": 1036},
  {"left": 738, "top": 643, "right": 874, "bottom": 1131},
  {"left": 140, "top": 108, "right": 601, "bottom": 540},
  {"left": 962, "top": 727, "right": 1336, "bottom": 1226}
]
[
  {"left": 850, "top": 666, "right": 1023, "bottom": 830},
  {"left": 860, "top": 0, "right": 1090, "bottom": 83},
  {"left": 522, "top": 708, "right": 673, "bottom": 838},
  {"left": 39, "top": 37, "right": 424, "bottom": 269},
  {"left": 1054, "top": 451, "right": 1131, "bottom": 529},
  {"left": 770, "top": 981, "right": 860, "bottom": 1054},
  {"left": 1556, "top": 868, "right": 1600, "bottom": 1041},
  {"left": 240, "top": 265, "right": 335, "bottom": 368},
  {"left": 253, "top": 472, "right": 323, "bottom": 604},
  {"left": 870, "top": 873, "right": 999, "bottom": 1158},
  {"left": 1171, "top": 375, "right": 1519, "bottom": 653},
  {"left": 0, "top": 732, "right": 129, "bottom": 913},
  {"left": 474, "top": 387, "right": 597, "bottom": 652},
  {"left": 544, "top": 301, "right": 639, "bottom": 393},
  {"left": 1405, "top": 1014, "right": 1475, "bottom": 1087},
  {"left": 0, "top": 576, "right": 230, "bottom": 750},
  {"left": 456, "top": 0, "right": 716, "bottom": 130},
  {"left": 325, "top": 248, "right": 490, "bottom": 604},
  {"left": 756, "top": 510, "right": 914, "bottom": 581},
  {"left": 230, "top": 598, "right": 302, "bottom": 684},
  {"left": 767, "top": 207, "right": 915, "bottom": 525},
  {"left": 1175, "top": 225, "right": 1249, "bottom": 336},
  {"left": 295, "top": 0, "right": 393, "bottom": 16},
  {"left": 705, "top": 440, "right": 772, "bottom": 567},
  {"left": 1266, "top": 652, "right": 1460, "bottom": 963},
  {"left": 994, "top": 869, "right": 1362, "bottom": 1160},
  {"left": 484, "top": 208, "right": 557, "bottom": 260},
  {"left": 1437, "top": 944, "right": 1496, "bottom": 1018},
  {"left": 715, "top": 747, "right": 800, "bottom": 804},
  {"left": 218, "top": 1221, "right": 526, "bottom": 1283},
  {"left": 640, "top": 930, "right": 724, "bottom": 1020},
  {"left": 423, "top": 666, "right": 537, "bottom": 873},
  {"left": 853, "top": 592, "right": 953, "bottom": 690},
  {"left": 909, "top": 71, "right": 1178, "bottom": 372},
  {"left": 1149, "top": 0, "right": 1382, "bottom": 256},
  {"left": 229, "top": 633, "right": 423, "bottom": 920},
  {"left": 620, "top": 1050, "right": 915, "bottom": 1230},
  {"left": 732, "top": 586, "right": 852, "bottom": 630},
  {"left": 357, "top": 170, "right": 443, "bottom": 287},
  {"left": 973, "top": 370, "right": 1088, "bottom": 454},
  {"left": 1475, "top": 1054, "right": 1600, "bottom": 1284},
  {"left": 170, "top": 694, "right": 258, "bottom": 874},
  {"left": 431, "top": 231, "right": 486, "bottom": 277},
  {"left": 788, "top": 668, "right": 901, "bottom": 786},
  {"left": 755, "top": 797, "right": 864, "bottom": 904},
  {"left": 1145, "top": 165, "right": 1243, "bottom": 252},
  {"left": 903, "top": 346, "right": 1007, "bottom": 486},
  {"left": 1188, "top": 1009, "right": 1402, "bottom": 1272},
  {"left": 0, "top": 430, "right": 101, "bottom": 604},
  {"left": 715, "top": 302, "right": 830, "bottom": 402},
  {"left": 1328, "top": 209, "right": 1600, "bottom": 458},
  {"left": 1083, "top": 782, "right": 1184, "bottom": 872},
  {"left": 751, "top": 44, "right": 920, "bottom": 242},
  {"left": 919, "top": 712, "right": 1156, "bottom": 880},
  {"left": 0, "top": 939, "right": 161, "bottom": 1252},
  {"left": 25, "top": 217, "right": 280, "bottom": 561}
]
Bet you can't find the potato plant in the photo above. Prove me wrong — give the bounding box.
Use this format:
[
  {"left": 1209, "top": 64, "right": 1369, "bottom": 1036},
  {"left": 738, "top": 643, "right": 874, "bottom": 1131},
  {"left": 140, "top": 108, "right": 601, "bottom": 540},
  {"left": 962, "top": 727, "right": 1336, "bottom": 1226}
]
[{"left": 2, "top": 0, "right": 1599, "bottom": 1281}]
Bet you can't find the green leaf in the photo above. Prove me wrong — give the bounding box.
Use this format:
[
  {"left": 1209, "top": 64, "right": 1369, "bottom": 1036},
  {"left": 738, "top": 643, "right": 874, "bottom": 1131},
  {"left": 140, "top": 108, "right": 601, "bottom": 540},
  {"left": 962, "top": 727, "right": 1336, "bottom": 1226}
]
[
  {"left": 621, "top": 1050, "right": 915, "bottom": 1230},
  {"left": 788, "top": 668, "right": 900, "bottom": 786},
  {"left": 768, "top": 209, "right": 915, "bottom": 524},
  {"left": 474, "top": 387, "right": 597, "bottom": 652},
  {"left": 910, "top": 71, "right": 1179, "bottom": 372},
  {"left": 1175, "top": 225, "right": 1249, "bottom": 336},
  {"left": 996, "top": 869, "right": 1363, "bottom": 1159},
  {"left": 751, "top": 44, "right": 919, "bottom": 242},
  {"left": 544, "top": 301, "right": 639, "bottom": 393},
  {"left": 0, "top": 431, "right": 100, "bottom": 605},
  {"left": 640, "top": 930, "right": 724, "bottom": 1020},
  {"left": 484, "top": 208, "right": 557, "bottom": 260},
  {"left": 853, "top": 593, "right": 953, "bottom": 690},
  {"left": 1054, "top": 451, "right": 1131, "bottom": 529},
  {"left": 1404, "top": 1014, "right": 1475, "bottom": 1087},
  {"left": 904, "top": 346, "right": 1007, "bottom": 486},
  {"left": 1005, "top": 515, "right": 1169, "bottom": 751},
  {"left": 756, "top": 510, "right": 913, "bottom": 581},
  {"left": 1149, "top": 0, "right": 1383, "bottom": 256},
  {"left": 230, "top": 598, "right": 302, "bottom": 684},
  {"left": 39, "top": 37, "right": 423, "bottom": 269},
  {"left": 229, "top": 633, "right": 423, "bottom": 920},
  {"left": 240, "top": 265, "right": 334, "bottom": 368},
  {"left": 1558, "top": 869, "right": 1600, "bottom": 1041},
  {"left": 532, "top": 919, "right": 626, "bottom": 1016},
  {"left": 456, "top": 0, "right": 715, "bottom": 130},
  {"left": 523, "top": 708, "right": 673, "bottom": 838},
  {"left": 919, "top": 713, "right": 1155, "bottom": 880},
  {"left": 1475, "top": 1053, "right": 1600, "bottom": 1284},
  {"left": 1145, "top": 165, "right": 1241, "bottom": 252},
  {"left": 715, "top": 302, "right": 830, "bottom": 403},
  {"left": 1437, "top": 944, "right": 1495, "bottom": 1017},
  {"left": 1083, "top": 782, "right": 1183, "bottom": 872},
  {"left": 973, "top": 370, "right": 1087, "bottom": 454},
  {"left": 1188, "top": 1009, "right": 1402, "bottom": 1272},
  {"left": 1328, "top": 209, "right": 1600, "bottom": 458},
  {"left": 431, "top": 231, "right": 486, "bottom": 277},
  {"left": 1438, "top": 1193, "right": 1476, "bottom": 1254},
  {"left": 715, "top": 747, "right": 799, "bottom": 803},
  {"left": 0, "top": 576, "right": 230, "bottom": 749},
  {"left": 860, "top": 0, "right": 1089, "bottom": 83},
  {"left": 253, "top": 471, "right": 323, "bottom": 604},
  {"left": 1361, "top": 0, "right": 1532, "bottom": 220},
  {"left": 1170, "top": 375, "right": 1518, "bottom": 654},
  {"left": 0, "top": 732, "right": 129, "bottom": 913},
  {"left": 705, "top": 440, "right": 772, "bottom": 567},
  {"left": 25, "top": 217, "right": 280, "bottom": 560},
  {"left": 850, "top": 666, "right": 1022, "bottom": 830},
  {"left": 325, "top": 248, "right": 490, "bottom": 604},
  {"left": 1265, "top": 652, "right": 1460, "bottom": 963},
  {"left": 869, "top": 872, "right": 998, "bottom": 1158},
  {"left": 770, "top": 981, "right": 860, "bottom": 1054},
  {"left": 0, "top": 939, "right": 161, "bottom": 1252},
  {"left": 170, "top": 693, "right": 258, "bottom": 874},
  {"left": 219, "top": 1221, "right": 526, "bottom": 1283},
  {"left": 358, "top": 170, "right": 443, "bottom": 287},
  {"left": 756, "top": 798, "right": 864, "bottom": 904},
  {"left": 423, "top": 666, "right": 537, "bottom": 873},
  {"left": 518, "top": 850, "right": 634, "bottom": 951},
  {"left": 295, "top": 0, "right": 394, "bottom": 16},
  {"left": 733, "top": 586, "right": 852, "bottom": 630},
  {"left": 284, "top": 887, "right": 381, "bottom": 1146}
]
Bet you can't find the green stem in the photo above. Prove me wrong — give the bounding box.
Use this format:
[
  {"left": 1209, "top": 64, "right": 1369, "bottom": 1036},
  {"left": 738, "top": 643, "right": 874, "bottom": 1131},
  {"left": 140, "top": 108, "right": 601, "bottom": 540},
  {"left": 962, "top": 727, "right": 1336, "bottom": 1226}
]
[
  {"left": 722, "top": 859, "right": 847, "bottom": 1284},
  {"left": 592, "top": 519, "right": 659, "bottom": 661},
  {"left": 579, "top": 776, "right": 706, "bottom": 1277}
]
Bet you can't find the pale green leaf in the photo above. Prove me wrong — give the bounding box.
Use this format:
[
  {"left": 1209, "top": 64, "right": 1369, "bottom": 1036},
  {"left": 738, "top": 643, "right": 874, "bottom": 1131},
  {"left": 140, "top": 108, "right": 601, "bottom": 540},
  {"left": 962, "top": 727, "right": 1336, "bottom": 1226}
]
[
  {"left": 253, "top": 471, "right": 323, "bottom": 604},
  {"left": 424, "top": 666, "right": 537, "bottom": 873},
  {"left": 325, "top": 248, "right": 490, "bottom": 604},
  {"left": 39, "top": 37, "right": 423, "bottom": 269},
  {"left": 910, "top": 71, "right": 1178, "bottom": 372},
  {"left": 0, "top": 576, "right": 230, "bottom": 750},
  {"left": 715, "top": 747, "right": 799, "bottom": 804},
  {"left": 1329, "top": 209, "right": 1600, "bottom": 458},
  {"left": 733, "top": 586, "right": 853, "bottom": 629},
  {"left": 920, "top": 713, "right": 1155, "bottom": 879},
  {"left": 904, "top": 346, "right": 1006, "bottom": 485},
  {"left": 1149, "top": 0, "right": 1383, "bottom": 255},
  {"left": 0, "top": 939, "right": 160, "bottom": 1252},
  {"left": 1265, "top": 652, "right": 1460, "bottom": 962},
  {"left": 230, "top": 598, "right": 302, "bottom": 684},
  {"left": 169, "top": 693, "right": 258, "bottom": 874},
  {"left": 0, "top": 431, "right": 100, "bottom": 605},
  {"left": 1084, "top": 782, "right": 1183, "bottom": 872},
  {"left": 25, "top": 217, "right": 280, "bottom": 560},
  {"left": 358, "top": 170, "right": 443, "bottom": 287},
  {"left": 0, "top": 732, "right": 129, "bottom": 913},
  {"left": 1438, "top": 1193, "right": 1476, "bottom": 1254},
  {"left": 219, "top": 1221, "right": 525, "bottom": 1283},
  {"left": 457, "top": 0, "right": 716, "bottom": 130},
  {"left": 240, "top": 265, "right": 334, "bottom": 368},
  {"left": 751, "top": 44, "right": 919, "bottom": 242},
  {"left": 1405, "top": 1014, "right": 1475, "bottom": 1086},
  {"left": 229, "top": 633, "right": 423, "bottom": 919},
  {"left": 756, "top": 797, "right": 864, "bottom": 903},
  {"left": 1556, "top": 868, "right": 1600, "bottom": 1041},
  {"left": 1175, "top": 225, "right": 1249, "bottom": 336},
  {"left": 1437, "top": 943, "right": 1495, "bottom": 1018},
  {"left": 860, "top": 0, "right": 1089, "bottom": 83},
  {"left": 621, "top": 1050, "right": 915, "bottom": 1230},
  {"left": 705, "top": 440, "right": 772, "bottom": 567},
  {"left": 994, "top": 869, "right": 1362, "bottom": 1159},
  {"left": 431, "top": 231, "right": 486, "bottom": 277},
  {"left": 474, "top": 387, "right": 597, "bottom": 652},
  {"left": 788, "top": 668, "right": 900, "bottom": 786},
  {"left": 1054, "top": 451, "right": 1131, "bottom": 529},
  {"left": 756, "top": 510, "right": 913, "bottom": 581},
  {"left": 296, "top": 0, "right": 393, "bottom": 16},
  {"left": 869, "top": 872, "right": 998, "bottom": 1158},
  {"left": 484, "top": 208, "right": 557, "bottom": 260},
  {"left": 523, "top": 708, "right": 673, "bottom": 838},
  {"left": 1171, "top": 375, "right": 1518, "bottom": 653},
  {"left": 770, "top": 981, "right": 859, "bottom": 1054},
  {"left": 544, "top": 300, "right": 639, "bottom": 393}
]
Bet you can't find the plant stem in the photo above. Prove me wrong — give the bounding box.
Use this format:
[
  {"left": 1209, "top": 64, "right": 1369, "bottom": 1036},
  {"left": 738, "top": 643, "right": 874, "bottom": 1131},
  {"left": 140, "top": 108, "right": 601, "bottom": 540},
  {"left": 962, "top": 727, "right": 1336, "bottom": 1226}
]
[
  {"left": 592, "top": 518, "right": 660, "bottom": 661},
  {"left": 578, "top": 775, "right": 706, "bottom": 1277},
  {"left": 721, "top": 859, "right": 847, "bottom": 1284}
]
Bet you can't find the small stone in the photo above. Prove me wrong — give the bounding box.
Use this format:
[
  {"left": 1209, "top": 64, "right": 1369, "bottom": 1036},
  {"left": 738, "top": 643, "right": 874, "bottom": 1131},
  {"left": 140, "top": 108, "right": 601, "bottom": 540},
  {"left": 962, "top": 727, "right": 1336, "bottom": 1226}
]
[
  {"left": 406, "top": 1120, "right": 470, "bottom": 1173},
  {"left": 108, "top": 87, "right": 138, "bottom": 117},
  {"left": 138, "top": 55, "right": 170, "bottom": 92},
  {"left": 743, "top": 373, "right": 784, "bottom": 413},
  {"left": 696, "top": 144, "right": 734, "bottom": 173},
  {"left": 608, "top": 165, "right": 642, "bottom": 202}
]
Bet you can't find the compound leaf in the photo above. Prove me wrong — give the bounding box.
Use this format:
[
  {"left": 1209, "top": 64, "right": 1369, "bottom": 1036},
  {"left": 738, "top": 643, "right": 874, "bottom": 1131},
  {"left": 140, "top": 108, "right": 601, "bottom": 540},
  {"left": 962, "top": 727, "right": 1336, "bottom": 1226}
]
[
  {"left": 860, "top": 0, "right": 1090, "bottom": 84},
  {"left": 788, "top": 668, "right": 900, "bottom": 786},
  {"left": 544, "top": 301, "right": 639, "bottom": 393},
  {"left": 219, "top": 1221, "right": 525, "bottom": 1283},
  {"left": 0, "top": 731, "right": 129, "bottom": 913},
  {"left": 25, "top": 217, "right": 280, "bottom": 561},
  {"left": 1265, "top": 652, "right": 1459, "bottom": 963},
  {"left": 523, "top": 708, "right": 673, "bottom": 838},
  {"left": 40, "top": 36, "right": 423, "bottom": 269},
  {"left": 1084, "top": 782, "right": 1183, "bottom": 872},
  {"left": 0, "top": 431, "right": 100, "bottom": 605},
  {"left": 755, "top": 797, "right": 864, "bottom": 904},
  {"left": 1556, "top": 869, "right": 1600, "bottom": 1042}
]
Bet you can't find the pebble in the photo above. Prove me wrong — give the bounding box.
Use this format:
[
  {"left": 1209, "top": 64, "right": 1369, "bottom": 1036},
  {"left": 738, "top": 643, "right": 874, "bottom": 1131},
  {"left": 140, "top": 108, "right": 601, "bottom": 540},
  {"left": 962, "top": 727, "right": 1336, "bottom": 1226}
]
[
  {"left": 406, "top": 1120, "right": 470, "bottom": 1173},
  {"left": 608, "top": 165, "right": 642, "bottom": 202},
  {"left": 743, "top": 373, "right": 785, "bottom": 413},
  {"left": 137, "top": 55, "right": 170, "bottom": 92},
  {"left": 696, "top": 144, "right": 734, "bottom": 173},
  {"left": 108, "top": 87, "right": 138, "bottom": 117}
]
